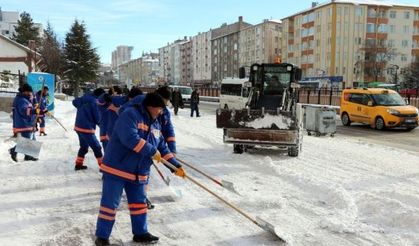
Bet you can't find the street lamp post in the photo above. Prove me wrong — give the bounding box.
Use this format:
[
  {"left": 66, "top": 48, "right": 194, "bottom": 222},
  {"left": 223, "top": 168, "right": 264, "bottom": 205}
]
[{"left": 389, "top": 64, "right": 399, "bottom": 84}]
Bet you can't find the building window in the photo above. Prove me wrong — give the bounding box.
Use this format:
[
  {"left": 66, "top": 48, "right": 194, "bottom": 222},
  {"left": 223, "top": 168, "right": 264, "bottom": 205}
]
[
  {"left": 389, "top": 25, "right": 396, "bottom": 33},
  {"left": 404, "top": 11, "right": 410, "bottom": 19},
  {"left": 402, "top": 40, "right": 409, "bottom": 47},
  {"left": 389, "top": 11, "right": 396, "bottom": 18},
  {"left": 355, "top": 7, "right": 363, "bottom": 17},
  {"left": 401, "top": 54, "right": 407, "bottom": 62},
  {"left": 378, "top": 24, "right": 387, "bottom": 33},
  {"left": 367, "top": 23, "right": 375, "bottom": 33},
  {"left": 388, "top": 39, "right": 395, "bottom": 47},
  {"left": 403, "top": 25, "right": 410, "bottom": 34}
]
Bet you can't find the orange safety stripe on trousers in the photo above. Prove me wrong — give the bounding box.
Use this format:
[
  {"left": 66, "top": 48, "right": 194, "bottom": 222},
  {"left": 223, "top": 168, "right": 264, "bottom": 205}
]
[
  {"left": 98, "top": 213, "right": 115, "bottom": 221},
  {"left": 130, "top": 208, "right": 147, "bottom": 215},
  {"left": 74, "top": 126, "right": 95, "bottom": 134},
  {"left": 13, "top": 127, "right": 34, "bottom": 133},
  {"left": 163, "top": 153, "right": 174, "bottom": 160},
  {"left": 128, "top": 203, "right": 148, "bottom": 209},
  {"left": 133, "top": 139, "right": 146, "bottom": 153},
  {"left": 166, "top": 136, "right": 176, "bottom": 142},
  {"left": 137, "top": 123, "right": 149, "bottom": 131},
  {"left": 100, "top": 206, "right": 116, "bottom": 214},
  {"left": 100, "top": 164, "right": 136, "bottom": 181}
]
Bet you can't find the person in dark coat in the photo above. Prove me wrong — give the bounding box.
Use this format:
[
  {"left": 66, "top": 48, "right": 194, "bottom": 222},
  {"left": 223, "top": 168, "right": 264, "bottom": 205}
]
[
  {"left": 190, "top": 89, "right": 200, "bottom": 117},
  {"left": 94, "top": 92, "right": 185, "bottom": 246},
  {"left": 72, "top": 88, "right": 105, "bottom": 170},
  {"left": 170, "top": 88, "right": 183, "bottom": 115},
  {"left": 9, "top": 84, "right": 38, "bottom": 162},
  {"left": 35, "top": 86, "right": 49, "bottom": 136}
]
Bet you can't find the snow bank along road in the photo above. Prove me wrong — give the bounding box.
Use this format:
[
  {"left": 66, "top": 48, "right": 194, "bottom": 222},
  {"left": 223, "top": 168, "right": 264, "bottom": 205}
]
[{"left": 1, "top": 99, "right": 419, "bottom": 246}]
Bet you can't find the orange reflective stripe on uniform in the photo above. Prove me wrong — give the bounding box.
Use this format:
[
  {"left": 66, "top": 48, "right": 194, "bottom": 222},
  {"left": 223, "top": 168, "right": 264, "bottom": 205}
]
[
  {"left": 13, "top": 127, "right": 34, "bottom": 132},
  {"left": 98, "top": 213, "right": 115, "bottom": 221},
  {"left": 100, "top": 206, "right": 116, "bottom": 214},
  {"left": 128, "top": 203, "right": 147, "bottom": 209},
  {"left": 163, "top": 153, "right": 174, "bottom": 160},
  {"left": 133, "top": 139, "right": 146, "bottom": 153},
  {"left": 130, "top": 208, "right": 147, "bottom": 215},
  {"left": 100, "top": 163, "right": 136, "bottom": 181},
  {"left": 137, "top": 123, "right": 149, "bottom": 131},
  {"left": 74, "top": 126, "right": 95, "bottom": 134},
  {"left": 138, "top": 175, "right": 148, "bottom": 181},
  {"left": 166, "top": 137, "right": 176, "bottom": 142}
]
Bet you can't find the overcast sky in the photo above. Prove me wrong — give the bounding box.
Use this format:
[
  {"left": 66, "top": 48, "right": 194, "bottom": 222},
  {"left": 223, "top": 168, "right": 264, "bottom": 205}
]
[{"left": 3, "top": 0, "right": 418, "bottom": 64}]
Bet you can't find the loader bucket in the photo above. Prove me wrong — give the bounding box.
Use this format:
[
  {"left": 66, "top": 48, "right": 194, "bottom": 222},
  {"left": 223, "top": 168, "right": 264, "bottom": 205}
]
[{"left": 216, "top": 108, "right": 297, "bottom": 130}]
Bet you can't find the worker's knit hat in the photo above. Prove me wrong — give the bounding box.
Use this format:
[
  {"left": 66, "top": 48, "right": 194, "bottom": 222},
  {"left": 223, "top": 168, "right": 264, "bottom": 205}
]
[
  {"left": 143, "top": 92, "right": 166, "bottom": 108},
  {"left": 19, "top": 83, "right": 33, "bottom": 93}
]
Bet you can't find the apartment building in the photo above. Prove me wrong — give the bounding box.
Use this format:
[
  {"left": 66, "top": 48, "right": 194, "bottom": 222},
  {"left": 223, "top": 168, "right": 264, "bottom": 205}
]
[
  {"left": 180, "top": 38, "right": 193, "bottom": 85},
  {"left": 211, "top": 16, "right": 252, "bottom": 83},
  {"left": 118, "top": 53, "right": 159, "bottom": 86},
  {"left": 192, "top": 30, "right": 212, "bottom": 86},
  {"left": 239, "top": 19, "right": 282, "bottom": 68},
  {"left": 158, "top": 37, "right": 188, "bottom": 84},
  {"left": 111, "top": 45, "right": 133, "bottom": 70},
  {"left": 0, "top": 8, "right": 19, "bottom": 38},
  {"left": 281, "top": 0, "right": 419, "bottom": 87}
]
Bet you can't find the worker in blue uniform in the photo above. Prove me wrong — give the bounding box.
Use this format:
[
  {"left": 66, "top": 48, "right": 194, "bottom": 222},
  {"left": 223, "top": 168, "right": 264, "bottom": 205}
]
[{"left": 94, "top": 92, "right": 186, "bottom": 246}]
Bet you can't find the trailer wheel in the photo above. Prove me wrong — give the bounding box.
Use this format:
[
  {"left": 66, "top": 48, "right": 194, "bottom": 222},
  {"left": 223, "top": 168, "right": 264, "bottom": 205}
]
[
  {"left": 288, "top": 146, "right": 299, "bottom": 157},
  {"left": 233, "top": 144, "right": 244, "bottom": 154}
]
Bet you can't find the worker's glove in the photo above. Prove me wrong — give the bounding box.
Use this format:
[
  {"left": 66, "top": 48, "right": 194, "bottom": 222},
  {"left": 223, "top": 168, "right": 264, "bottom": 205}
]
[
  {"left": 174, "top": 167, "right": 186, "bottom": 178},
  {"left": 152, "top": 150, "right": 161, "bottom": 163},
  {"left": 35, "top": 108, "right": 41, "bottom": 115}
]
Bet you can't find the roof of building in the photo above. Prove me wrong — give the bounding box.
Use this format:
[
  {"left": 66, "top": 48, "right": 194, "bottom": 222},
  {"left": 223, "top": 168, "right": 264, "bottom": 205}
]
[
  {"left": 0, "top": 34, "right": 41, "bottom": 57},
  {"left": 282, "top": 0, "right": 418, "bottom": 20}
]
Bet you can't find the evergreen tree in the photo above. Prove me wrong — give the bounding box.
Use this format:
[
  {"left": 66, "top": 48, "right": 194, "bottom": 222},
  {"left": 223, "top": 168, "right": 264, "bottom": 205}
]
[
  {"left": 39, "top": 22, "right": 62, "bottom": 76},
  {"left": 12, "top": 12, "right": 40, "bottom": 46},
  {"left": 63, "top": 20, "right": 100, "bottom": 97}
]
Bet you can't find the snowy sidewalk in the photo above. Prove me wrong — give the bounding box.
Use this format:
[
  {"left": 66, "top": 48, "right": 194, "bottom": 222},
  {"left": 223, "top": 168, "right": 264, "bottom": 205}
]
[{"left": 1, "top": 99, "right": 419, "bottom": 245}]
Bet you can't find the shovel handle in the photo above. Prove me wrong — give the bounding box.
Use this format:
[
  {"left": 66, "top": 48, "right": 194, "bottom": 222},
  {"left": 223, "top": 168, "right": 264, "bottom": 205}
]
[
  {"left": 152, "top": 162, "right": 169, "bottom": 186},
  {"left": 177, "top": 157, "right": 223, "bottom": 186},
  {"left": 160, "top": 159, "right": 258, "bottom": 225}
]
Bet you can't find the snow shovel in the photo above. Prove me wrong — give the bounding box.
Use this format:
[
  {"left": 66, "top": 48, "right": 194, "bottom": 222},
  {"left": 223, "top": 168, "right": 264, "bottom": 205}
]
[
  {"left": 160, "top": 159, "right": 286, "bottom": 242},
  {"left": 177, "top": 157, "right": 239, "bottom": 194},
  {"left": 46, "top": 112, "right": 68, "bottom": 132},
  {"left": 15, "top": 134, "right": 42, "bottom": 158},
  {"left": 152, "top": 162, "right": 182, "bottom": 199}
]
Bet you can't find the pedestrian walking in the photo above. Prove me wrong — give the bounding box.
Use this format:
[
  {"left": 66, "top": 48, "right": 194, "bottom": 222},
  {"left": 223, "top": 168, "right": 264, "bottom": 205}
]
[
  {"left": 72, "top": 88, "right": 105, "bottom": 170},
  {"left": 170, "top": 88, "right": 183, "bottom": 115},
  {"left": 190, "top": 88, "right": 200, "bottom": 117},
  {"left": 35, "top": 86, "right": 49, "bottom": 136},
  {"left": 94, "top": 92, "right": 185, "bottom": 246},
  {"left": 9, "top": 84, "right": 38, "bottom": 162}
]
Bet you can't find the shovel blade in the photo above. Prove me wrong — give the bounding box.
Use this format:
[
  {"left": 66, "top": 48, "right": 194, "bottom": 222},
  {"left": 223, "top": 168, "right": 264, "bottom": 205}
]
[
  {"left": 255, "top": 216, "right": 287, "bottom": 243},
  {"left": 221, "top": 180, "right": 239, "bottom": 194}
]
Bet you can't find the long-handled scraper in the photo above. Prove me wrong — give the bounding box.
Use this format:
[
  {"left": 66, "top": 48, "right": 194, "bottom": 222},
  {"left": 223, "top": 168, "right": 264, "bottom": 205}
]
[
  {"left": 161, "top": 158, "right": 286, "bottom": 242},
  {"left": 177, "top": 157, "right": 239, "bottom": 194}
]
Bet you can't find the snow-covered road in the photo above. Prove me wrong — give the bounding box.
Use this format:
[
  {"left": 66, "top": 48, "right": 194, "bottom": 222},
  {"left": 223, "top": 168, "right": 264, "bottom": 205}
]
[{"left": 1, "top": 99, "right": 418, "bottom": 246}]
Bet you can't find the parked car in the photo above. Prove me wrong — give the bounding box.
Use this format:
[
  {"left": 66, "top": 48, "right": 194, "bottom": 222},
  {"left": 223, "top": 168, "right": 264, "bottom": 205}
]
[
  {"left": 340, "top": 88, "right": 418, "bottom": 131},
  {"left": 169, "top": 85, "right": 193, "bottom": 105}
]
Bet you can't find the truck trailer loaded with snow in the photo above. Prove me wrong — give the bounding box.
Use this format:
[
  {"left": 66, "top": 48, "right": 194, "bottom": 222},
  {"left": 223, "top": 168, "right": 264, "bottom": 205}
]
[{"left": 216, "top": 63, "right": 303, "bottom": 156}]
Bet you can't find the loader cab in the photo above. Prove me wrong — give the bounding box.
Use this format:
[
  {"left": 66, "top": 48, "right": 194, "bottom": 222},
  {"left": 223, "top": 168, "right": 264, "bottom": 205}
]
[{"left": 246, "top": 63, "right": 301, "bottom": 110}]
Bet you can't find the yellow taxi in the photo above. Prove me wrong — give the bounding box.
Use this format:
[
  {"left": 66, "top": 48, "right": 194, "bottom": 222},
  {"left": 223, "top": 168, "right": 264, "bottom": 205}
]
[{"left": 340, "top": 88, "right": 418, "bottom": 130}]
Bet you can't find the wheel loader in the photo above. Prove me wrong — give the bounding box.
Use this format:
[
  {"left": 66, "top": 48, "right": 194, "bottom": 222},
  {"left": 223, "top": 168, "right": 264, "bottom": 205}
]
[{"left": 216, "top": 62, "right": 303, "bottom": 157}]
